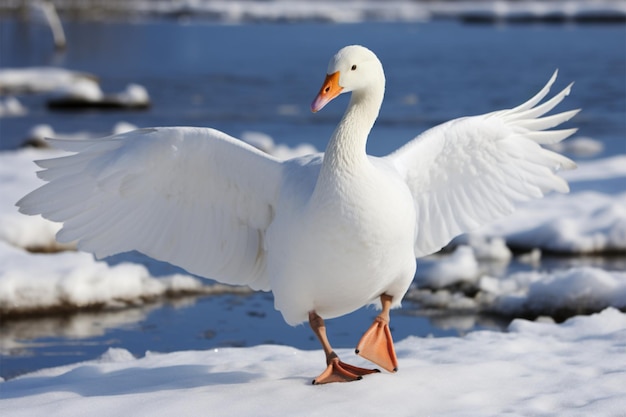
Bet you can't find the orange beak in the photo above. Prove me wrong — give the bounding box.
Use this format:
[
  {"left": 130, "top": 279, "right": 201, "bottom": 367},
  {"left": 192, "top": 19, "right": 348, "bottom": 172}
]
[{"left": 311, "top": 71, "right": 343, "bottom": 113}]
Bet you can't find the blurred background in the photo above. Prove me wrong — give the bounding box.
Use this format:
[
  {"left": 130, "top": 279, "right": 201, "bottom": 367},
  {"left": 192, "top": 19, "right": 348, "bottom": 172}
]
[{"left": 1, "top": 0, "right": 625, "bottom": 380}]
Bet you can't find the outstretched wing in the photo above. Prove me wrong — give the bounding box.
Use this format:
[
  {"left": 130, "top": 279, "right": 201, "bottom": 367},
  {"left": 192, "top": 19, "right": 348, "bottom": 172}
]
[
  {"left": 17, "top": 127, "right": 283, "bottom": 290},
  {"left": 386, "top": 71, "right": 578, "bottom": 258}
]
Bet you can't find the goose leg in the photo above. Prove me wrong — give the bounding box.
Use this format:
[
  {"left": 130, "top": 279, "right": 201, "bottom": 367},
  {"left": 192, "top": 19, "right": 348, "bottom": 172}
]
[
  {"left": 355, "top": 294, "right": 399, "bottom": 373},
  {"left": 308, "top": 311, "right": 379, "bottom": 385}
]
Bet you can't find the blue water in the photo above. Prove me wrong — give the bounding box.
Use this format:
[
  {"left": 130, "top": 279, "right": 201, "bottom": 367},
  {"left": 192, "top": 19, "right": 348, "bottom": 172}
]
[
  {"left": 1, "top": 20, "right": 624, "bottom": 155},
  {"left": 0, "top": 19, "right": 624, "bottom": 379}
]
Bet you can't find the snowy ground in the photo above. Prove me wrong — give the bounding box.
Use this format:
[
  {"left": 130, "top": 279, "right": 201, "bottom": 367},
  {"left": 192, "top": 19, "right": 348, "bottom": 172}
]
[
  {"left": 0, "top": 68, "right": 150, "bottom": 111},
  {"left": 1, "top": 308, "right": 625, "bottom": 416}
]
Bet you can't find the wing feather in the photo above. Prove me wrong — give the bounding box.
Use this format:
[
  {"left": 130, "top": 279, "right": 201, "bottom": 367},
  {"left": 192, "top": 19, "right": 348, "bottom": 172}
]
[
  {"left": 502, "top": 82, "right": 572, "bottom": 122},
  {"left": 386, "top": 73, "right": 577, "bottom": 257},
  {"left": 17, "top": 127, "right": 283, "bottom": 290},
  {"left": 513, "top": 109, "right": 580, "bottom": 131}
]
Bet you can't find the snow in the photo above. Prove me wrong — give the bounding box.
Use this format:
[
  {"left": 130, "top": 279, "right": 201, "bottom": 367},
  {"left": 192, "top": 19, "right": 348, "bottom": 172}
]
[
  {"left": 51, "top": 77, "right": 104, "bottom": 101},
  {"left": 548, "top": 135, "right": 605, "bottom": 157},
  {"left": 0, "top": 67, "right": 98, "bottom": 94},
  {"left": 0, "top": 240, "right": 232, "bottom": 315},
  {"left": 415, "top": 246, "right": 481, "bottom": 289},
  {"left": 113, "top": 83, "right": 150, "bottom": 106},
  {"left": 241, "top": 131, "right": 318, "bottom": 160},
  {"left": 24, "top": 122, "right": 138, "bottom": 148},
  {"left": 474, "top": 154, "right": 626, "bottom": 254},
  {"left": 0, "top": 308, "right": 625, "bottom": 416},
  {"left": 55, "top": 82, "right": 151, "bottom": 107},
  {"left": 0, "top": 97, "right": 27, "bottom": 118},
  {"left": 2, "top": 0, "right": 624, "bottom": 23},
  {"left": 0, "top": 67, "right": 150, "bottom": 108},
  {"left": 410, "top": 258, "right": 626, "bottom": 318},
  {"left": 0, "top": 148, "right": 66, "bottom": 252},
  {"left": 483, "top": 267, "right": 626, "bottom": 317},
  {"left": 48, "top": 82, "right": 151, "bottom": 108},
  {"left": 410, "top": 230, "right": 626, "bottom": 316}
]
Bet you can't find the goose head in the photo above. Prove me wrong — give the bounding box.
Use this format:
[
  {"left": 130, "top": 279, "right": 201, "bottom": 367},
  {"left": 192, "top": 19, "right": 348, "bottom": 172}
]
[{"left": 311, "top": 45, "right": 385, "bottom": 113}]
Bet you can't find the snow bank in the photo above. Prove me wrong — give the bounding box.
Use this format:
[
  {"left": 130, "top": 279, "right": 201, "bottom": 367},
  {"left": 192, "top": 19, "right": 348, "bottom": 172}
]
[
  {"left": 1, "top": 308, "right": 624, "bottom": 416},
  {"left": 0, "top": 67, "right": 150, "bottom": 109},
  {"left": 0, "top": 97, "right": 27, "bottom": 118},
  {"left": 49, "top": 77, "right": 104, "bottom": 101},
  {"left": 476, "top": 154, "right": 626, "bottom": 254},
  {"left": 414, "top": 246, "right": 481, "bottom": 289},
  {"left": 0, "top": 240, "right": 216, "bottom": 315},
  {"left": 548, "top": 135, "right": 604, "bottom": 158},
  {"left": 113, "top": 84, "right": 150, "bottom": 106},
  {"left": 0, "top": 68, "right": 98, "bottom": 94},
  {"left": 410, "top": 254, "right": 626, "bottom": 319},
  {"left": 453, "top": 0, "right": 626, "bottom": 23},
  {"left": 0, "top": 148, "right": 67, "bottom": 252},
  {"left": 47, "top": 82, "right": 151, "bottom": 109},
  {"left": 415, "top": 237, "right": 512, "bottom": 289},
  {"left": 23, "top": 122, "right": 138, "bottom": 148},
  {"left": 1, "top": 0, "right": 624, "bottom": 23},
  {"left": 484, "top": 267, "right": 626, "bottom": 318}
]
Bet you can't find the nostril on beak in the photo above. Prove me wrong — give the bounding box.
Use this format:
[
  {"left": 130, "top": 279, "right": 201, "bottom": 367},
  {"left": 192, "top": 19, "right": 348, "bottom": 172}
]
[{"left": 324, "top": 86, "right": 330, "bottom": 93}]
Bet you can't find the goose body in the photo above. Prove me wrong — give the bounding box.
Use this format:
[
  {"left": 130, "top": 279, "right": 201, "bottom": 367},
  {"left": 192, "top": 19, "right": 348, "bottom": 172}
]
[
  {"left": 268, "top": 154, "right": 417, "bottom": 325},
  {"left": 18, "top": 45, "right": 577, "bottom": 383}
]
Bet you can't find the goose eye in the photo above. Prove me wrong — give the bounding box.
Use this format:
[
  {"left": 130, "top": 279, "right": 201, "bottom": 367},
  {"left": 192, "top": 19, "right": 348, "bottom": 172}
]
[{"left": 351, "top": 65, "right": 357, "bottom": 71}]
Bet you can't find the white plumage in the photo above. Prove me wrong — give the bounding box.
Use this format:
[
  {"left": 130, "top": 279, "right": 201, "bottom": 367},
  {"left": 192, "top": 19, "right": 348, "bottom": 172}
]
[{"left": 18, "top": 45, "right": 577, "bottom": 329}]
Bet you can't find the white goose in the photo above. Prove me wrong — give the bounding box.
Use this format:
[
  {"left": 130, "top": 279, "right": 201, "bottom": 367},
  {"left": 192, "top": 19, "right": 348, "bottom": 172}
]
[{"left": 18, "top": 45, "right": 578, "bottom": 384}]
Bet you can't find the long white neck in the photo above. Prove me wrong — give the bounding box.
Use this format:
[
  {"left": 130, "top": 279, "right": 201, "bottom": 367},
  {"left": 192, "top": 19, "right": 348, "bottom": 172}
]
[{"left": 318, "top": 83, "right": 384, "bottom": 184}]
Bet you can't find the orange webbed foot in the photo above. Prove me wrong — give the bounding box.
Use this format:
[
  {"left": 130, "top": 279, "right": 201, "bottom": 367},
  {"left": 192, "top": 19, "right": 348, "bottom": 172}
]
[
  {"left": 355, "top": 317, "right": 398, "bottom": 373},
  {"left": 312, "top": 357, "right": 380, "bottom": 385}
]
